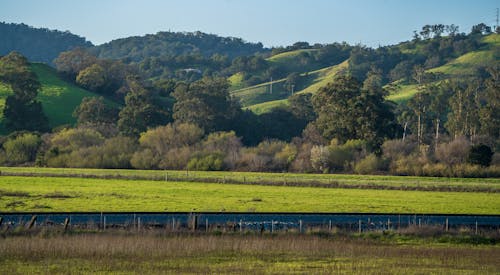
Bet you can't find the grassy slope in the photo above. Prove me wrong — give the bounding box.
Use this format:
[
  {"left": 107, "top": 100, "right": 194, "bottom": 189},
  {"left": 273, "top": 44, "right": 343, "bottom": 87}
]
[
  {"left": 235, "top": 60, "right": 348, "bottom": 113},
  {"left": 236, "top": 34, "right": 498, "bottom": 109},
  {"left": 0, "top": 174, "right": 498, "bottom": 213},
  {"left": 0, "top": 63, "right": 117, "bottom": 134},
  {"left": 387, "top": 34, "right": 499, "bottom": 103}
]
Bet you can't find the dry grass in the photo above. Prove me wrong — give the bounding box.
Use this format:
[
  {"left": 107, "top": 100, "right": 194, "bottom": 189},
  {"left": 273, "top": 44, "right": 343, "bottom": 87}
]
[{"left": 0, "top": 232, "right": 498, "bottom": 274}]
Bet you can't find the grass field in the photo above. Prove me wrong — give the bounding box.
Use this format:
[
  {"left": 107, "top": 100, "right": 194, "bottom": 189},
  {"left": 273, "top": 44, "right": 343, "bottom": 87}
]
[
  {"left": 0, "top": 233, "right": 498, "bottom": 274},
  {"left": 1, "top": 166, "right": 499, "bottom": 192},
  {"left": 0, "top": 175, "right": 499, "bottom": 213}
]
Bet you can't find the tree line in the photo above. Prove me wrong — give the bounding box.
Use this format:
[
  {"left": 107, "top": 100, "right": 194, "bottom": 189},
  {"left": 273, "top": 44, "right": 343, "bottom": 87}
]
[{"left": 0, "top": 22, "right": 92, "bottom": 65}]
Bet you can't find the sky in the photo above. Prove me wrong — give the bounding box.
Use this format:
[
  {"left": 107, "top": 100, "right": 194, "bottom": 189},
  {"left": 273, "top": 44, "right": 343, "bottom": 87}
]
[{"left": 0, "top": 0, "right": 498, "bottom": 47}]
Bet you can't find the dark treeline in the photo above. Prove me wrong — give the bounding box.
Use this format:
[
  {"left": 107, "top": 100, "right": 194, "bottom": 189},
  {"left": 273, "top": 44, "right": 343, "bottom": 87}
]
[{"left": 0, "top": 22, "right": 92, "bottom": 65}]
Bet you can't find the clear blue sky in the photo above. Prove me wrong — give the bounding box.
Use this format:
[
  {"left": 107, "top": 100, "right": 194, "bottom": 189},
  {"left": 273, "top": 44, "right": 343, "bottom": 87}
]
[{"left": 1, "top": 0, "right": 498, "bottom": 47}]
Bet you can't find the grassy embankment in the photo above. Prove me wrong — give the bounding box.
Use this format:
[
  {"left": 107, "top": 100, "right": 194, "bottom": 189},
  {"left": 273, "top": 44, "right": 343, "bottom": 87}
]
[
  {"left": 0, "top": 233, "right": 498, "bottom": 274},
  {"left": 0, "top": 169, "right": 499, "bottom": 213}
]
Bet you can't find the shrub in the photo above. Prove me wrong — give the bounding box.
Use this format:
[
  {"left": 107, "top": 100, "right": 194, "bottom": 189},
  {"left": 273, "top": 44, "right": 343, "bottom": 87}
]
[
  {"left": 467, "top": 144, "right": 493, "bottom": 167},
  {"left": 187, "top": 153, "right": 224, "bottom": 171},
  {"left": 382, "top": 139, "right": 417, "bottom": 161},
  {"left": 130, "top": 149, "right": 159, "bottom": 169},
  {"left": 310, "top": 145, "right": 330, "bottom": 173},
  {"left": 354, "top": 154, "right": 381, "bottom": 174},
  {"left": 435, "top": 137, "right": 470, "bottom": 166},
  {"left": 3, "top": 133, "right": 41, "bottom": 165}
]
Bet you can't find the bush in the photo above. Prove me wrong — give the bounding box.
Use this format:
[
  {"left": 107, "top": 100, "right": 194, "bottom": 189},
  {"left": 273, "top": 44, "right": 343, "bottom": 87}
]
[
  {"left": 467, "top": 144, "right": 493, "bottom": 167},
  {"left": 3, "top": 133, "right": 41, "bottom": 165},
  {"left": 435, "top": 137, "right": 470, "bottom": 166},
  {"left": 187, "top": 153, "right": 224, "bottom": 171},
  {"left": 354, "top": 154, "right": 381, "bottom": 174},
  {"left": 382, "top": 139, "right": 417, "bottom": 161},
  {"left": 130, "top": 149, "right": 159, "bottom": 169}
]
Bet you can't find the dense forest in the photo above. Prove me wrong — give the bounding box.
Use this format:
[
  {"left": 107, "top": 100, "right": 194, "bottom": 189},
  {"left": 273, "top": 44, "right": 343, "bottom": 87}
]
[
  {"left": 0, "top": 22, "right": 499, "bottom": 177},
  {"left": 0, "top": 22, "right": 92, "bottom": 64}
]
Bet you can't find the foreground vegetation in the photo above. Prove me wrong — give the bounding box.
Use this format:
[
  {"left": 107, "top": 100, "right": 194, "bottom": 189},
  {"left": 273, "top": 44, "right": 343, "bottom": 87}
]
[
  {"left": 0, "top": 232, "right": 498, "bottom": 274},
  {"left": 0, "top": 175, "right": 499, "bottom": 213}
]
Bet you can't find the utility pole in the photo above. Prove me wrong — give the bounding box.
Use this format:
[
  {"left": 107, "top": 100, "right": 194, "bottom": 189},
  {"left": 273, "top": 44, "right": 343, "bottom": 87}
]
[
  {"left": 496, "top": 8, "right": 499, "bottom": 32},
  {"left": 269, "top": 77, "right": 273, "bottom": 94}
]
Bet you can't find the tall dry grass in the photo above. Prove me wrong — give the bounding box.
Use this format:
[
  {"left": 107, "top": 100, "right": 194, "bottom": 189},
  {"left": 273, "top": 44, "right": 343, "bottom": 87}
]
[{"left": 0, "top": 233, "right": 499, "bottom": 274}]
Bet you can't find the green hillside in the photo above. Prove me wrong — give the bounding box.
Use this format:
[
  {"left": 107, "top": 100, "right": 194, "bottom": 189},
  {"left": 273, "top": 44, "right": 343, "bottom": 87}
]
[
  {"left": 0, "top": 63, "right": 117, "bottom": 134},
  {"left": 267, "top": 49, "right": 321, "bottom": 72},
  {"left": 233, "top": 60, "right": 348, "bottom": 113},
  {"left": 387, "top": 34, "right": 499, "bottom": 103}
]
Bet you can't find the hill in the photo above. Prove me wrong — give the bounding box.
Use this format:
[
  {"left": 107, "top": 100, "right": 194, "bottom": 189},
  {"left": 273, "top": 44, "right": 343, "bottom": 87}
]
[
  {"left": 236, "top": 33, "right": 498, "bottom": 113},
  {"left": 0, "top": 63, "right": 117, "bottom": 134},
  {"left": 230, "top": 59, "right": 348, "bottom": 112},
  {"left": 0, "top": 22, "right": 92, "bottom": 64},
  {"left": 387, "top": 33, "right": 499, "bottom": 103},
  {"left": 91, "top": 31, "right": 267, "bottom": 62}
]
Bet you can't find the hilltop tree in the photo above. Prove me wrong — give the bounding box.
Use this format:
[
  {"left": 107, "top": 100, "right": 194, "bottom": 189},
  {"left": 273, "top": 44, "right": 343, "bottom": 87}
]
[{"left": 0, "top": 52, "right": 49, "bottom": 132}]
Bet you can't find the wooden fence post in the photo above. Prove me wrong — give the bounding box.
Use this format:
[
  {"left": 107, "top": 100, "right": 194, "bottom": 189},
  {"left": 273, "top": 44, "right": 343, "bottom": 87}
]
[
  {"left": 27, "top": 215, "right": 37, "bottom": 229},
  {"left": 445, "top": 218, "right": 448, "bottom": 232},
  {"left": 64, "top": 217, "right": 70, "bottom": 231},
  {"left": 358, "top": 220, "right": 362, "bottom": 234},
  {"left": 299, "top": 220, "right": 303, "bottom": 234}
]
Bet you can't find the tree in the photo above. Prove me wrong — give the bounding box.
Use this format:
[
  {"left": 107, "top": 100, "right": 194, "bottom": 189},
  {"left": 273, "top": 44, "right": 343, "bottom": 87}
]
[
  {"left": 479, "top": 66, "right": 500, "bottom": 138},
  {"left": 312, "top": 75, "right": 397, "bottom": 147},
  {"left": 0, "top": 52, "right": 49, "bottom": 132},
  {"left": 118, "top": 77, "right": 170, "bottom": 136},
  {"left": 471, "top": 23, "right": 492, "bottom": 35},
  {"left": 467, "top": 144, "right": 493, "bottom": 167},
  {"left": 288, "top": 93, "right": 316, "bottom": 122},
  {"left": 445, "top": 80, "right": 481, "bottom": 140},
  {"left": 54, "top": 48, "right": 97, "bottom": 79},
  {"left": 172, "top": 77, "right": 239, "bottom": 133},
  {"left": 73, "top": 97, "right": 118, "bottom": 125}
]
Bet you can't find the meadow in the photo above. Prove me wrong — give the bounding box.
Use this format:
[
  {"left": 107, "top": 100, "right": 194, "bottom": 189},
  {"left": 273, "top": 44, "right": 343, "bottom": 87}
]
[
  {"left": 0, "top": 174, "right": 499, "bottom": 213},
  {"left": 1, "top": 166, "right": 499, "bottom": 192},
  {"left": 0, "top": 233, "right": 498, "bottom": 274}
]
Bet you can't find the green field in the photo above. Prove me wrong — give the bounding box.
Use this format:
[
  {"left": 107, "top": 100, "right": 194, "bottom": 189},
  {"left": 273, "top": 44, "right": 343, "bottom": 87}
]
[
  {"left": 0, "top": 174, "right": 498, "bottom": 213},
  {"left": 0, "top": 63, "right": 117, "bottom": 134},
  {"left": 2, "top": 166, "right": 499, "bottom": 192}
]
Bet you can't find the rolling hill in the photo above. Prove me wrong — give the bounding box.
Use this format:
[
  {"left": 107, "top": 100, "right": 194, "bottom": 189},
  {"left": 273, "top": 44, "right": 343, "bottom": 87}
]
[
  {"left": 234, "top": 33, "right": 498, "bottom": 113},
  {"left": 0, "top": 63, "right": 117, "bottom": 134},
  {"left": 387, "top": 33, "right": 499, "bottom": 103}
]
